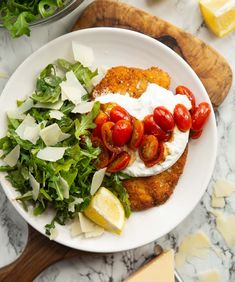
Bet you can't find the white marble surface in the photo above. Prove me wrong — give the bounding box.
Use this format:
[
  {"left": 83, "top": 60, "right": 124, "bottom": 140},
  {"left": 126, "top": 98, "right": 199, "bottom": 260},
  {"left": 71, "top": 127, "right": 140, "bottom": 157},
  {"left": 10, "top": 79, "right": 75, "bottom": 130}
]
[{"left": 0, "top": 0, "right": 235, "bottom": 281}]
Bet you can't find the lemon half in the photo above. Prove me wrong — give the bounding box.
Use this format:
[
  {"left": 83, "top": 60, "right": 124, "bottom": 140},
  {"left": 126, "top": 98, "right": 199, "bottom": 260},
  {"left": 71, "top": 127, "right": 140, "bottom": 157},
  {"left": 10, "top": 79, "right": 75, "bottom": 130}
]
[
  {"left": 199, "top": 0, "right": 235, "bottom": 37},
  {"left": 84, "top": 187, "right": 125, "bottom": 235}
]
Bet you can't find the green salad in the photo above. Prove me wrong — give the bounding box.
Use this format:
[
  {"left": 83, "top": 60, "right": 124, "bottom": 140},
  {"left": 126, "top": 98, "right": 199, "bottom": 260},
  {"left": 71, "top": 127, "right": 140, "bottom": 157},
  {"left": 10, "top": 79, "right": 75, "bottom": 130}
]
[
  {"left": 0, "top": 0, "right": 66, "bottom": 38},
  {"left": 0, "top": 58, "right": 131, "bottom": 235}
]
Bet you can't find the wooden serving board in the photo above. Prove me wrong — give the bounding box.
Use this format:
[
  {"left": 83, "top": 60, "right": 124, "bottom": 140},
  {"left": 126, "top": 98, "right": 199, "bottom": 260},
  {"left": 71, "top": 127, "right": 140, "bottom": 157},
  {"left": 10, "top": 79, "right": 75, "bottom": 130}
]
[
  {"left": 0, "top": 1, "right": 232, "bottom": 281},
  {"left": 73, "top": 0, "right": 232, "bottom": 107}
]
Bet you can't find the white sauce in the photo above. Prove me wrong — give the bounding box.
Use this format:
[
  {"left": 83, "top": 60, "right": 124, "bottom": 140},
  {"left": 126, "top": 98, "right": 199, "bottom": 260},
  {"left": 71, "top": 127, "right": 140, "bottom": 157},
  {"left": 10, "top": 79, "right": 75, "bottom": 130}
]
[{"left": 95, "top": 84, "right": 191, "bottom": 177}]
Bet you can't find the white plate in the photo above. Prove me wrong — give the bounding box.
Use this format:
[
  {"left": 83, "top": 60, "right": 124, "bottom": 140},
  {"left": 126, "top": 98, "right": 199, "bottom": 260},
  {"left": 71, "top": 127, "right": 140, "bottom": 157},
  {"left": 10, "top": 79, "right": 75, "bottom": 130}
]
[{"left": 0, "top": 28, "right": 217, "bottom": 253}]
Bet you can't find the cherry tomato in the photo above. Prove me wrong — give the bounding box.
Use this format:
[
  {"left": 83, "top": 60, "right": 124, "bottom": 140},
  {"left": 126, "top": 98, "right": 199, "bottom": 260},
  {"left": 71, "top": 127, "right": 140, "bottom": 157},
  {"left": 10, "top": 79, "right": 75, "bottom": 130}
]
[
  {"left": 129, "top": 119, "right": 144, "bottom": 149},
  {"left": 112, "top": 120, "right": 133, "bottom": 147},
  {"left": 174, "top": 104, "right": 192, "bottom": 132},
  {"left": 139, "top": 135, "right": 159, "bottom": 162},
  {"left": 106, "top": 151, "right": 131, "bottom": 173},
  {"left": 153, "top": 106, "right": 175, "bottom": 132},
  {"left": 101, "top": 122, "right": 122, "bottom": 153},
  {"left": 191, "top": 102, "right": 211, "bottom": 132},
  {"left": 109, "top": 151, "right": 117, "bottom": 163},
  {"left": 175, "top": 85, "right": 196, "bottom": 112},
  {"left": 144, "top": 142, "right": 165, "bottom": 167},
  {"left": 110, "top": 105, "right": 131, "bottom": 123},
  {"left": 190, "top": 129, "right": 203, "bottom": 139},
  {"left": 93, "top": 111, "right": 109, "bottom": 138},
  {"left": 91, "top": 137, "right": 110, "bottom": 168},
  {"left": 143, "top": 115, "right": 171, "bottom": 142},
  {"left": 101, "top": 102, "right": 118, "bottom": 115}
]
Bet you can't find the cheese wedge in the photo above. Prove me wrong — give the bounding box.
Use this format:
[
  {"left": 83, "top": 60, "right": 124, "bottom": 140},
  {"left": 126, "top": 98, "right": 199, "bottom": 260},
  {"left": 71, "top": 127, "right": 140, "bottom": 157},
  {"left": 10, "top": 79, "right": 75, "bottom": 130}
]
[{"left": 124, "top": 250, "right": 174, "bottom": 282}]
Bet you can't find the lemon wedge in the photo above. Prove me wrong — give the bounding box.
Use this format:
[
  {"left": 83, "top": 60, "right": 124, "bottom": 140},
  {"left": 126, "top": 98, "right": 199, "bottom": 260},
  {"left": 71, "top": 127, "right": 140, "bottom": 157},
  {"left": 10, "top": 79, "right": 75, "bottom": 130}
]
[
  {"left": 199, "top": 0, "right": 235, "bottom": 37},
  {"left": 84, "top": 187, "right": 125, "bottom": 235}
]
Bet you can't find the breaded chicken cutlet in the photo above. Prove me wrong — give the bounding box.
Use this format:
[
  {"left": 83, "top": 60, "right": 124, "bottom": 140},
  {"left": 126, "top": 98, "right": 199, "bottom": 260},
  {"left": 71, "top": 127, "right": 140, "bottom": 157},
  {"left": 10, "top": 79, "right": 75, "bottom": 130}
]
[
  {"left": 93, "top": 66, "right": 188, "bottom": 211},
  {"left": 93, "top": 66, "right": 171, "bottom": 98}
]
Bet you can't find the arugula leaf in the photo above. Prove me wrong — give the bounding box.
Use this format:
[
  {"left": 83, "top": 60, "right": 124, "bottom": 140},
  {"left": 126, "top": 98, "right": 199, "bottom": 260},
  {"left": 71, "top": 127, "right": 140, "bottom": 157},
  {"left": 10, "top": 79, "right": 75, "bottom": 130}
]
[
  {"left": 45, "top": 220, "right": 55, "bottom": 236},
  {"left": 32, "top": 64, "right": 62, "bottom": 104},
  {"left": 0, "top": 0, "right": 65, "bottom": 38},
  {"left": 57, "top": 58, "right": 98, "bottom": 91},
  {"left": 0, "top": 56, "right": 133, "bottom": 237},
  {"left": 75, "top": 101, "right": 100, "bottom": 140},
  {"left": 7, "top": 128, "right": 34, "bottom": 150},
  {"left": 9, "top": 11, "right": 36, "bottom": 38},
  {"left": 61, "top": 168, "right": 78, "bottom": 188},
  {"left": 103, "top": 173, "right": 132, "bottom": 218}
]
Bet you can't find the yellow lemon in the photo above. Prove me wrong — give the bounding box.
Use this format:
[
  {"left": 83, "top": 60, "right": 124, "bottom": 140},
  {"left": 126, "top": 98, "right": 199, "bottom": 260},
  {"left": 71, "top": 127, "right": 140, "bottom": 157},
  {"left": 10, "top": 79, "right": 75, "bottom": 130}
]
[
  {"left": 199, "top": 0, "right": 235, "bottom": 37},
  {"left": 84, "top": 187, "right": 125, "bottom": 235}
]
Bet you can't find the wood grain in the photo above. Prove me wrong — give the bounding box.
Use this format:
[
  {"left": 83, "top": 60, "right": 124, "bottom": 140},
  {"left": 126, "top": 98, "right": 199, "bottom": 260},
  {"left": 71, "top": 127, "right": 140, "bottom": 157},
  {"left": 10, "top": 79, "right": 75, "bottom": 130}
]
[
  {"left": 72, "top": 0, "right": 233, "bottom": 107},
  {"left": 0, "top": 1, "right": 233, "bottom": 281},
  {"left": 0, "top": 226, "right": 81, "bottom": 282}
]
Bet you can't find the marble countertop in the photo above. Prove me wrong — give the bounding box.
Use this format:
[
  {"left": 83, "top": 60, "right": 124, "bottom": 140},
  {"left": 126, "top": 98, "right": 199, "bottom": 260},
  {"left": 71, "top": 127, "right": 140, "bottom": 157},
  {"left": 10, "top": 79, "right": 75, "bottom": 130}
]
[{"left": 0, "top": 0, "right": 234, "bottom": 281}]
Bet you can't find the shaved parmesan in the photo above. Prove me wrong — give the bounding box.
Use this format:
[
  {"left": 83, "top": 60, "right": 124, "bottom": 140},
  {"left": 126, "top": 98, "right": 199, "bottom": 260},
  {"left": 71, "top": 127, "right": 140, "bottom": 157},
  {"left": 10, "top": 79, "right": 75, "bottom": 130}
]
[
  {"left": 90, "top": 168, "right": 106, "bottom": 195},
  {"left": 70, "top": 216, "right": 83, "bottom": 237},
  {"left": 214, "top": 179, "right": 235, "bottom": 197},
  {"left": 215, "top": 212, "right": 235, "bottom": 248},
  {"left": 68, "top": 198, "right": 83, "bottom": 212},
  {"left": 59, "top": 176, "right": 69, "bottom": 199},
  {"left": 211, "top": 194, "right": 225, "bottom": 208},
  {"left": 49, "top": 227, "right": 58, "bottom": 240},
  {"left": 7, "top": 111, "right": 26, "bottom": 120},
  {"left": 15, "top": 114, "right": 40, "bottom": 144},
  {"left": 40, "top": 123, "right": 70, "bottom": 146},
  {"left": 49, "top": 110, "right": 64, "bottom": 120},
  {"left": 72, "top": 101, "right": 95, "bottom": 114},
  {"left": 7, "top": 98, "right": 34, "bottom": 120},
  {"left": 24, "top": 126, "right": 41, "bottom": 145},
  {"left": 72, "top": 42, "right": 94, "bottom": 67},
  {"left": 60, "top": 71, "right": 87, "bottom": 105},
  {"left": 18, "top": 98, "right": 34, "bottom": 113},
  {"left": 3, "top": 145, "right": 20, "bottom": 167},
  {"left": 84, "top": 225, "right": 104, "bottom": 238},
  {"left": 79, "top": 212, "right": 97, "bottom": 233},
  {"left": 16, "top": 114, "right": 36, "bottom": 135},
  {"left": 34, "top": 100, "right": 63, "bottom": 110},
  {"left": 61, "top": 86, "right": 82, "bottom": 105},
  {"left": 91, "top": 66, "right": 108, "bottom": 86},
  {"left": 37, "top": 147, "right": 67, "bottom": 162},
  {"left": 199, "top": 270, "right": 221, "bottom": 282},
  {"left": 175, "top": 231, "right": 211, "bottom": 267},
  {"left": 29, "top": 173, "right": 40, "bottom": 201}
]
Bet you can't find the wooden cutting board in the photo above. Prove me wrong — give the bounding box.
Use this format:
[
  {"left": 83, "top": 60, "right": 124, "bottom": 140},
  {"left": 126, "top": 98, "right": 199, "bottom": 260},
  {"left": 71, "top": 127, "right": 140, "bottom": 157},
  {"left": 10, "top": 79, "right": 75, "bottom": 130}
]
[
  {"left": 72, "top": 0, "right": 232, "bottom": 107},
  {"left": 0, "top": 1, "right": 232, "bottom": 281}
]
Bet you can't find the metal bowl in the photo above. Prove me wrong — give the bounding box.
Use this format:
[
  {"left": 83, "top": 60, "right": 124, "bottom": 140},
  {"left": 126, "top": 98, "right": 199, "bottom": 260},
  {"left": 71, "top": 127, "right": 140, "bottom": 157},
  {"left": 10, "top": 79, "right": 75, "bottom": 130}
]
[{"left": 0, "top": 0, "right": 84, "bottom": 27}]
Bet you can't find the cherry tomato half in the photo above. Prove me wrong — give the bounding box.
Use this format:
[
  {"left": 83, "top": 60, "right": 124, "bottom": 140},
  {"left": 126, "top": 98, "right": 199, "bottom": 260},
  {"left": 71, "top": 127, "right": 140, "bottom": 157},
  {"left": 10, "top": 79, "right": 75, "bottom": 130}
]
[
  {"left": 144, "top": 142, "right": 165, "bottom": 167},
  {"left": 93, "top": 111, "right": 109, "bottom": 138},
  {"left": 175, "top": 85, "right": 196, "bottom": 112},
  {"left": 110, "top": 105, "right": 131, "bottom": 123},
  {"left": 190, "top": 129, "right": 203, "bottom": 139},
  {"left": 101, "top": 122, "right": 122, "bottom": 153},
  {"left": 174, "top": 104, "right": 192, "bottom": 132},
  {"left": 91, "top": 137, "right": 110, "bottom": 168},
  {"left": 143, "top": 115, "right": 171, "bottom": 142},
  {"left": 129, "top": 119, "right": 144, "bottom": 149},
  {"left": 101, "top": 102, "right": 117, "bottom": 116},
  {"left": 153, "top": 106, "right": 175, "bottom": 132},
  {"left": 139, "top": 135, "right": 159, "bottom": 162},
  {"left": 106, "top": 151, "right": 131, "bottom": 173},
  {"left": 112, "top": 120, "right": 133, "bottom": 147},
  {"left": 191, "top": 102, "right": 211, "bottom": 132}
]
